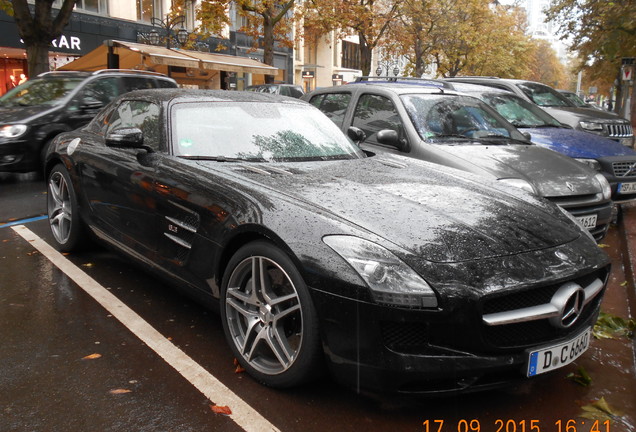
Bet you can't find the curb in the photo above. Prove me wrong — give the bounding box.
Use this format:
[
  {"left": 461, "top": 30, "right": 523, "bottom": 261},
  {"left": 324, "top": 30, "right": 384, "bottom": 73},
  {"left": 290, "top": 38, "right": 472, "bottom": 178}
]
[{"left": 618, "top": 202, "right": 636, "bottom": 317}]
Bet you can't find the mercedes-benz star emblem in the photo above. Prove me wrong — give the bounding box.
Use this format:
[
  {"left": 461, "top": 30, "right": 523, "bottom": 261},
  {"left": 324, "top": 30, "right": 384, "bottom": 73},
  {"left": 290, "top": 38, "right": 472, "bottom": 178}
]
[{"left": 549, "top": 282, "right": 586, "bottom": 329}]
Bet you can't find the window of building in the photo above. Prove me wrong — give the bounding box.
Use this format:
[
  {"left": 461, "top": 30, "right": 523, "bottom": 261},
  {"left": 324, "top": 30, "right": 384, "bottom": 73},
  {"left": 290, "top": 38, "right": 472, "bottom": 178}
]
[
  {"left": 52, "top": 0, "right": 107, "bottom": 14},
  {"left": 341, "top": 41, "right": 361, "bottom": 71},
  {"left": 137, "top": 0, "right": 162, "bottom": 22}
]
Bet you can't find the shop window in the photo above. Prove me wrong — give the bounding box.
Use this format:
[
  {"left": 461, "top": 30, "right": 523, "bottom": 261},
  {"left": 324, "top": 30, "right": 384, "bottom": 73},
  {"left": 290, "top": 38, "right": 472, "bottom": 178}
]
[{"left": 137, "top": 0, "right": 162, "bottom": 22}]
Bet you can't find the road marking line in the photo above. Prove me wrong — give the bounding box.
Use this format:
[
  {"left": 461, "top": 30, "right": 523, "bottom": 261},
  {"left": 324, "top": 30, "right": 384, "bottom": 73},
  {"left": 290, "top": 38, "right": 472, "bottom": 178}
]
[
  {"left": 12, "top": 225, "right": 280, "bottom": 432},
  {"left": 0, "top": 215, "right": 47, "bottom": 228}
]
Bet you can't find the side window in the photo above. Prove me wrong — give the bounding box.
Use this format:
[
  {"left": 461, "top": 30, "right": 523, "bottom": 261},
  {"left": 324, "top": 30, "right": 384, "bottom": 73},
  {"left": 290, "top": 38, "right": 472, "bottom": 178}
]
[
  {"left": 309, "top": 94, "right": 324, "bottom": 108},
  {"left": 156, "top": 79, "right": 176, "bottom": 89},
  {"left": 122, "top": 76, "right": 157, "bottom": 92},
  {"left": 80, "top": 77, "right": 120, "bottom": 106},
  {"left": 352, "top": 94, "right": 405, "bottom": 145},
  {"left": 107, "top": 100, "right": 162, "bottom": 151},
  {"left": 289, "top": 87, "right": 304, "bottom": 98},
  {"left": 279, "top": 86, "right": 291, "bottom": 97},
  {"left": 313, "top": 93, "right": 351, "bottom": 127}
]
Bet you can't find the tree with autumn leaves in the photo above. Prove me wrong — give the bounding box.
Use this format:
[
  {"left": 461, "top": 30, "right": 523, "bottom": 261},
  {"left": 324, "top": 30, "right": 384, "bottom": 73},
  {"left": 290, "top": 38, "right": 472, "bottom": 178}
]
[
  {"left": 545, "top": 0, "right": 636, "bottom": 119},
  {"left": 0, "top": 0, "right": 77, "bottom": 77}
]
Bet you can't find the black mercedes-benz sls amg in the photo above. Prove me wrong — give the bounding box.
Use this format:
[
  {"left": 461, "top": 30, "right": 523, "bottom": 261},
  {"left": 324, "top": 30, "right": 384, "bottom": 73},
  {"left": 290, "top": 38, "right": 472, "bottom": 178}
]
[{"left": 44, "top": 89, "right": 610, "bottom": 395}]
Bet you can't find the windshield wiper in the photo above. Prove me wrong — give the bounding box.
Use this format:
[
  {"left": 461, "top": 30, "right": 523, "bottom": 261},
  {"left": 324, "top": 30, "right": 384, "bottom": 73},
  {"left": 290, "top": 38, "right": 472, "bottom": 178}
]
[
  {"left": 431, "top": 133, "right": 470, "bottom": 139},
  {"left": 178, "top": 155, "right": 246, "bottom": 162},
  {"left": 471, "top": 134, "right": 530, "bottom": 145},
  {"left": 532, "top": 124, "right": 565, "bottom": 129}
]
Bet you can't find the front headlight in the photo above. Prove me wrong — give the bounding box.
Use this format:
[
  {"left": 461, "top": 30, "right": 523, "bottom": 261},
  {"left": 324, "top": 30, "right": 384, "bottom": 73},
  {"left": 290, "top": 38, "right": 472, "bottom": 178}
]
[
  {"left": 579, "top": 121, "right": 604, "bottom": 132},
  {"left": 498, "top": 178, "right": 536, "bottom": 194},
  {"left": 594, "top": 173, "right": 611, "bottom": 200},
  {"left": 323, "top": 235, "right": 438, "bottom": 308},
  {"left": 574, "top": 158, "right": 601, "bottom": 171},
  {"left": 0, "top": 124, "right": 28, "bottom": 139}
]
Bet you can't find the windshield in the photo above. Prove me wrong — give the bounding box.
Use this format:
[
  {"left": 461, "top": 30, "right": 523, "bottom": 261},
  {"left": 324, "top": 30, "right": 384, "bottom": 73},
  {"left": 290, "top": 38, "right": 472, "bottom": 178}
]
[
  {"left": 401, "top": 94, "right": 527, "bottom": 143},
  {"left": 0, "top": 77, "right": 83, "bottom": 107},
  {"left": 481, "top": 93, "right": 563, "bottom": 128},
  {"left": 172, "top": 102, "right": 365, "bottom": 162},
  {"left": 516, "top": 82, "right": 574, "bottom": 107},
  {"left": 560, "top": 91, "right": 588, "bottom": 107}
]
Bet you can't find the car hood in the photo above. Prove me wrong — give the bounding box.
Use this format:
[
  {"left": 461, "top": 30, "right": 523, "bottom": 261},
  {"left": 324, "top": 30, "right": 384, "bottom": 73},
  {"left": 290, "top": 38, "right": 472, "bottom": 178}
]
[
  {"left": 0, "top": 104, "right": 55, "bottom": 124},
  {"left": 543, "top": 105, "right": 627, "bottom": 125},
  {"left": 523, "top": 127, "right": 636, "bottom": 159},
  {"left": 434, "top": 143, "right": 602, "bottom": 198},
  {"left": 215, "top": 154, "right": 583, "bottom": 263}
]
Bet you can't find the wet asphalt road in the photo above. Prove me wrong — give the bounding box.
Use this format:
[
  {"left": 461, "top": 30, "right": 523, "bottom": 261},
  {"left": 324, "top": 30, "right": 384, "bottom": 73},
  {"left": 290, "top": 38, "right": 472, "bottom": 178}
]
[{"left": 1, "top": 172, "right": 635, "bottom": 432}]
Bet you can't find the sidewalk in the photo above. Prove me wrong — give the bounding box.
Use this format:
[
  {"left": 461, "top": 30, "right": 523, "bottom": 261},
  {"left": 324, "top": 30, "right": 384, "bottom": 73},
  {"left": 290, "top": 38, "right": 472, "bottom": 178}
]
[{"left": 618, "top": 201, "right": 636, "bottom": 316}]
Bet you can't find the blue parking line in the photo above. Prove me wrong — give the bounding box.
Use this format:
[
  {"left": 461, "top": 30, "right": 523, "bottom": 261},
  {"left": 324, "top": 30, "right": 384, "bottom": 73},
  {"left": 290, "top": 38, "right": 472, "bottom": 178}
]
[{"left": 0, "top": 215, "right": 48, "bottom": 228}]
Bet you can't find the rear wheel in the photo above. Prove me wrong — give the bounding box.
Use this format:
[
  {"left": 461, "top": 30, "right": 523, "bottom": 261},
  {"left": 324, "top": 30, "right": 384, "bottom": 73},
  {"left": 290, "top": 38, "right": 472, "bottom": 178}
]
[
  {"left": 221, "top": 241, "right": 322, "bottom": 388},
  {"left": 47, "top": 164, "right": 86, "bottom": 252}
]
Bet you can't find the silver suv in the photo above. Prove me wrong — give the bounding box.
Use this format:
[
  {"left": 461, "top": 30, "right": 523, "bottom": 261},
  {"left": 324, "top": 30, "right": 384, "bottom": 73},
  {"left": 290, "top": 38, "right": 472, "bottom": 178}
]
[
  {"left": 304, "top": 83, "right": 613, "bottom": 240},
  {"left": 445, "top": 77, "right": 634, "bottom": 147}
]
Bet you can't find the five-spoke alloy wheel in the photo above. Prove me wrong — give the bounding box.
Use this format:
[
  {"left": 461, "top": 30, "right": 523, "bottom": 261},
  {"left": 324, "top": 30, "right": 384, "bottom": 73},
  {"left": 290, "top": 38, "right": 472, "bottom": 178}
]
[
  {"left": 47, "top": 164, "right": 84, "bottom": 251},
  {"left": 221, "top": 241, "right": 322, "bottom": 388}
]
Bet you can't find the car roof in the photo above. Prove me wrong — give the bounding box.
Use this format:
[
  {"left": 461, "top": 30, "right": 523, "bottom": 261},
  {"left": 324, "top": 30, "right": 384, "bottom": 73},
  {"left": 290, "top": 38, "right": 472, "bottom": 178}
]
[
  {"left": 36, "top": 69, "right": 174, "bottom": 81},
  {"left": 312, "top": 82, "right": 464, "bottom": 97},
  {"left": 121, "top": 88, "right": 309, "bottom": 105}
]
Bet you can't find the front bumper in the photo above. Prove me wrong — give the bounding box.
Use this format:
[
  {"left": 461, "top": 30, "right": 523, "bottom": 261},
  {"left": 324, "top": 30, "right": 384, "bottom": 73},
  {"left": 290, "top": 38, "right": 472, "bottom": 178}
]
[
  {"left": 311, "top": 266, "right": 608, "bottom": 395},
  {"left": 0, "top": 137, "right": 40, "bottom": 173}
]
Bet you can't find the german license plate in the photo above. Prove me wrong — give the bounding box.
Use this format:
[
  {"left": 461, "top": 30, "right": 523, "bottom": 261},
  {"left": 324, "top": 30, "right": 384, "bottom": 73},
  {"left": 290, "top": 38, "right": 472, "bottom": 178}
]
[
  {"left": 618, "top": 182, "right": 636, "bottom": 194},
  {"left": 527, "top": 328, "right": 591, "bottom": 377},
  {"left": 576, "top": 214, "right": 597, "bottom": 229}
]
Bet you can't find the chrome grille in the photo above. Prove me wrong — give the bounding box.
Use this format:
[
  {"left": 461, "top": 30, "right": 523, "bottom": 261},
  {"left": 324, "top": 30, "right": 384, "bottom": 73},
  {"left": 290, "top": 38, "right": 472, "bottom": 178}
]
[
  {"left": 607, "top": 123, "right": 633, "bottom": 138},
  {"left": 612, "top": 161, "right": 636, "bottom": 177}
]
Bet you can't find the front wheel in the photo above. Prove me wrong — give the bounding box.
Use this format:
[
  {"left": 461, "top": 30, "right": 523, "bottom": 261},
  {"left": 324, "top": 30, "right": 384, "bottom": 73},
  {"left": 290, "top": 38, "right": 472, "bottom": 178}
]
[
  {"left": 47, "top": 164, "right": 86, "bottom": 252},
  {"left": 220, "top": 241, "right": 322, "bottom": 388}
]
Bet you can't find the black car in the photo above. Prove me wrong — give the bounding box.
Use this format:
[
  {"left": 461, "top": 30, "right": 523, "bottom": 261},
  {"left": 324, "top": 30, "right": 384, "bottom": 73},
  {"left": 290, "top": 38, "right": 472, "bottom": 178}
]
[
  {"left": 45, "top": 89, "right": 610, "bottom": 394},
  {"left": 0, "top": 69, "right": 177, "bottom": 173},
  {"left": 304, "top": 83, "right": 613, "bottom": 241},
  {"left": 444, "top": 77, "right": 634, "bottom": 148}
]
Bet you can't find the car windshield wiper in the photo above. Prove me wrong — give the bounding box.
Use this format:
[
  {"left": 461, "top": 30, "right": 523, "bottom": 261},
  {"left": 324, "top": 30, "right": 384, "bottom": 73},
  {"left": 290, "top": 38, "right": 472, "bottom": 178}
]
[
  {"left": 532, "top": 124, "right": 565, "bottom": 129},
  {"left": 431, "top": 133, "right": 470, "bottom": 140},
  {"left": 178, "top": 155, "right": 246, "bottom": 162},
  {"left": 471, "top": 134, "right": 531, "bottom": 145}
]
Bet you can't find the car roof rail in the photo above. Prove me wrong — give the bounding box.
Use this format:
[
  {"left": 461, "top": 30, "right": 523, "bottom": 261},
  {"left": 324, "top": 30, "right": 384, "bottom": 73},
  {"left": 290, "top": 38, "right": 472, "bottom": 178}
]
[
  {"left": 354, "top": 76, "right": 453, "bottom": 89},
  {"left": 447, "top": 76, "right": 501, "bottom": 80},
  {"left": 37, "top": 70, "right": 89, "bottom": 77},
  {"left": 91, "top": 69, "right": 170, "bottom": 78}
]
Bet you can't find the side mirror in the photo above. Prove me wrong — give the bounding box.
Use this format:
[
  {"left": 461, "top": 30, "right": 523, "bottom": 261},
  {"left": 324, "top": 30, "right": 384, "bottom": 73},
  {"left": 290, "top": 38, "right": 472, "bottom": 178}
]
[
  {"left": 106, "top": 127, "right": 144, "bottom": 148},
  {"left": 81, "top": 97, "right": 104, "bottom": 111},
  {"left": 347, "top": 126, "right": 366, "bottom": 144},
  {"left": 377, "top": 129, "right": 409, "bottom": 152},
  {"left": 522, "top": 132, "right": 532, "bottom": 141}
]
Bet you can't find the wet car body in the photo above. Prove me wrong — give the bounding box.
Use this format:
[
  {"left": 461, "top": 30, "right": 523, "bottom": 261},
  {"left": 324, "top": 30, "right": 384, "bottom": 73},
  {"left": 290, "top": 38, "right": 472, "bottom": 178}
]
[
  {"left": 304, "top": 83, "right": 613, "bottom": 241},
  {"left": 444, "top": 77, "right": 634, "bottom": 147},
  {"left": 450, "top": 83, "right": 636, "bottom": 204},
  {"left": 44, "top": 89, "right": 610, "bottom": 394}
]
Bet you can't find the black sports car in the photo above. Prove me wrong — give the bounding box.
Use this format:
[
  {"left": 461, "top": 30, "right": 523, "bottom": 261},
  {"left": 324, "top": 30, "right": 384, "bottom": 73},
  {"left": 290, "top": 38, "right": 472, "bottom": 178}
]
[{"left": 45, "top": 89, "right": 610, "bottom": 394}]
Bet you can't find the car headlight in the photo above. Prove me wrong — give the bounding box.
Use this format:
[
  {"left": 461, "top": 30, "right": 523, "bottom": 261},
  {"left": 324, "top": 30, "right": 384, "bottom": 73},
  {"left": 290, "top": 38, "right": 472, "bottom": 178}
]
[
  {"left": 594, "top": 173, "right": 611, "bottom": 200},
  {"left": 323, "top": 235, "right": 438, "bottom": 308},
  {"left": 498, "top": 178, "right": 536, "bottom": 194},
  {"left": 579, "top": 121, "right": 604, "bottom": 132},
  {"left": 574, "top": 158, "right": 601, "bottom": 171},
  {"left": 0, "top": 124, "right": 28, "bottom": 139}
]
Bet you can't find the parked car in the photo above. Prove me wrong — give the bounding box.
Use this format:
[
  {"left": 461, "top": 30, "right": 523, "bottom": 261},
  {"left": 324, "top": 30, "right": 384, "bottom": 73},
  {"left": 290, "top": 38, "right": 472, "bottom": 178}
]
[
  {"left": 245, "top": 83, "right": 305, "bottom": 98},
  {"left": 558, "top": 90, "right": 606, "bottom": 112},
  {"left": 449, "top": 82, "right": 636, "bottom": 204},
  {"left": 304, "top": 83, "right": 613, "bottom": 240},
  {"left": 0, "top": 69, "right": 177, "bottom": 173},
  {"left": 444, "top": 77, "right": 634, "bottom": 148},
  {"left": 45, "top": 89, "right": 610, "bottom": 394}
]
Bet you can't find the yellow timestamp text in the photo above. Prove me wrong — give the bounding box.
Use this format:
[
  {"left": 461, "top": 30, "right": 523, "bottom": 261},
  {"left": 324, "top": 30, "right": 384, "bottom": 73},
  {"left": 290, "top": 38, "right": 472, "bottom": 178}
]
[{"left": 422, "top": 419, "right": 611, "bottom": 432}]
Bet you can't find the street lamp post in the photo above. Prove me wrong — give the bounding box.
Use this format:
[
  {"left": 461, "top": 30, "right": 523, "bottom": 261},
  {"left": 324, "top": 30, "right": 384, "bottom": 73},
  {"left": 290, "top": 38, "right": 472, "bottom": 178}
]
[{"left": 149, "top": 15, "right": 189, "bottom": 50}]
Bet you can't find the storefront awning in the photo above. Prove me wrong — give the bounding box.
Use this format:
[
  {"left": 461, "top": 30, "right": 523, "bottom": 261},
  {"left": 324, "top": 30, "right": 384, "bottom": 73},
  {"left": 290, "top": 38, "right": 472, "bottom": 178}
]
[{"left": 59, "top": 40, "right": 278, "bottom": 76}]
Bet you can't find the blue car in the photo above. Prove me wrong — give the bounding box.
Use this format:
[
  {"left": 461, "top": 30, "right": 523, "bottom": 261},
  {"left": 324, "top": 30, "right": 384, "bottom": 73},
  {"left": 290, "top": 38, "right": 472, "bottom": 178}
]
[{"left": 451, "top": 83, "right": 636, "bottom": 203}]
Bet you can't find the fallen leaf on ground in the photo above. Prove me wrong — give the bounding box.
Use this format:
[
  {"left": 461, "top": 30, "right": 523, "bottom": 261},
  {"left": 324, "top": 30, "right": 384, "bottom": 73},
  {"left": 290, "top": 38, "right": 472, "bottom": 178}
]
[
  {"left": 27, "top": 251, "right": 39, "bottom": 256},
  {"left": 235, "top": 364, "right": 246, "bottom": 373},
  {"left": 82, "top": 353, "right": 102, "bottom": 360},
  {"left": 566, "top": 366, "right": 592, "bottom": 386},
  {"left": 597, "top": 243, "right": 610, "bottom": 248},
  {"left": 580, "top": 397, "right": 622, "bottom": 421},
  {"left": 210, "top": 405, "right": 232, "bottom": 415},
  {"left": 82, "top": 263, "right": 94, "bottom": 268},
  {"left": 593, "top": 312, "right": 636, "bottom": 339},
  {"left": 109, "top": 389, "right": 132, "bottom": 395}
]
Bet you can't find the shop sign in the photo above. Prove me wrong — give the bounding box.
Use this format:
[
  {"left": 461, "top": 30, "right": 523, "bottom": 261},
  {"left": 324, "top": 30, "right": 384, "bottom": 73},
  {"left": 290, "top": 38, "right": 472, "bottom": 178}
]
[{"left": 302, "top": 71, "right": 315, "bottom": 79}]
